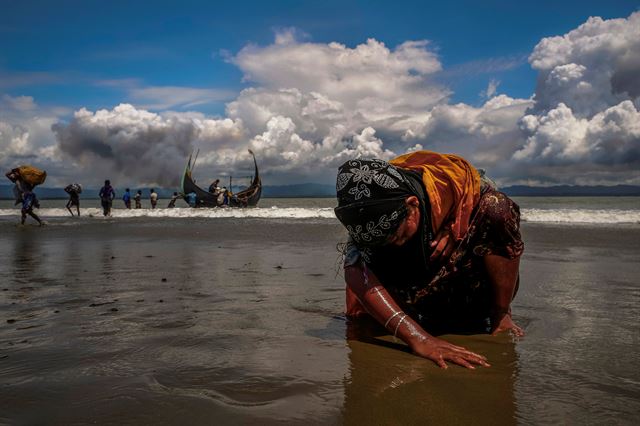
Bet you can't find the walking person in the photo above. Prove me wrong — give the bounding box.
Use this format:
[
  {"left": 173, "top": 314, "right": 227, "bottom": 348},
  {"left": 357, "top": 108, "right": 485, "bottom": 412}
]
[
  {"left": 64, "top": 183, "right": 82, "bottom": 216},
  {"left": 99, "top": 180, "right": 115, "bottom": 217},
  {"left": 6, "top": 165, "right": 46, "bottom": 226},
  {"left": 149, "top": 188, "right": 158, "bottom": 209},
  {"left": 21, "top": 189, "right": 43, "bottom": 226},
  {"left": 134, "top": 190, "right": 142, "bottom": 209},
  {"left": 5, "top": 168, "right": 32, "bottom": 206},
  {"left": 122, "top": 188, "right": 132, "bottom": 209}
]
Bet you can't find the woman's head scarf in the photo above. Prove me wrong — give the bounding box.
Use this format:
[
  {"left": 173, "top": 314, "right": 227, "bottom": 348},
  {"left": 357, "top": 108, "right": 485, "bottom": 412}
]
[{"left": 334, "top": 159, "right": 421, "bottom": 247}]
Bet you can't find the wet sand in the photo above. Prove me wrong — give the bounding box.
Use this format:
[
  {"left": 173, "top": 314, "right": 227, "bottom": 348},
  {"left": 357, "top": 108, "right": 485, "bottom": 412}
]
[{"left": 0, "top": 219, "right": 639, "bottom": 425}]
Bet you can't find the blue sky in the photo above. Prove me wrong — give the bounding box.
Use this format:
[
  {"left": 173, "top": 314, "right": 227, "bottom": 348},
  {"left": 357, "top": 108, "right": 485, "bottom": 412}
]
[
  {"left": 1, "top": 1, "right": 639, "bottom": 187},
  {"left": 2, "top": 0, "right": 636, "bottom": 114}
]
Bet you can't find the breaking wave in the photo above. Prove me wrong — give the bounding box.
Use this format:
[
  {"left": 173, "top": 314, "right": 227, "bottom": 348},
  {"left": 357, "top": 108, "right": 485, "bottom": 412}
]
[
  {"left": 520, "top": 208, "right": 640, "bottom": 224},
  {"left": 0, "top": 206, "right": 638, "bottom": 224},
  {"left": 0, "top": 206, "right": 338, "bottom": 220}
]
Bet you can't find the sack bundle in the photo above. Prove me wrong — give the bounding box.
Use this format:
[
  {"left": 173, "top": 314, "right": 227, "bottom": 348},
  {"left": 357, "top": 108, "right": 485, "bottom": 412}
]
[{"left": 18, "top": 165, "right": 47, "bottom": 186}]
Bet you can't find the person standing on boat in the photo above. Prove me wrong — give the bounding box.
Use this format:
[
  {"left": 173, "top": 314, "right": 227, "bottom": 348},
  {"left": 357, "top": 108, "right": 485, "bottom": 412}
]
[
  {"left": 208, "top": 179, "right": 221, "bottom": 195},
  {"left": 149, "top": 188, "right": 158, "bottom": 209},
  {"left": 134, "top": 190, "right": 142, "bottom": 209},
  {"left": 64, "top": 183, "right": 82, "bottom": 216},
  {"left": 99, "top": 179, "right": 115, "bottom": 217},
  {"left": 122, "top": 188, "right": 132, "bottom": 209}
]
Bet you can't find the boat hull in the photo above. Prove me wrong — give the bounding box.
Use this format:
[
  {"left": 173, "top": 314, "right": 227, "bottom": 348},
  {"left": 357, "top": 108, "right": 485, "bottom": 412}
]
[{"left": 180, "top": 151, "right": 262, "bottom": 208}]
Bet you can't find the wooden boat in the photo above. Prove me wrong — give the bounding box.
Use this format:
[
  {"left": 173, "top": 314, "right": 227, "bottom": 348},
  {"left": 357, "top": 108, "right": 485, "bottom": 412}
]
[{"left": 180, "top": 150, "right": 262, "bottom": 208}]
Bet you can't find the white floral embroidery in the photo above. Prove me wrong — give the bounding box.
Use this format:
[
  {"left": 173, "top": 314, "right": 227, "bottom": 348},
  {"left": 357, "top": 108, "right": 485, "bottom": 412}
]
[
  {"left": 351, "top": 165, "right": 375, "bottom": 184},
  {"left": 373, "top": 172, "right": 399, "bottom": 189},
  {"left": 337, "top": 160, "right": 403, "bottom": 199},
  {"left": 336, "top": 172, "right": 353, "bottom": 192},
  {"left": 348, "top": 183, "right": 371, "bottom": 200},
  {"left": 346, "top": 210, "right": 399, "bottom": 244}
]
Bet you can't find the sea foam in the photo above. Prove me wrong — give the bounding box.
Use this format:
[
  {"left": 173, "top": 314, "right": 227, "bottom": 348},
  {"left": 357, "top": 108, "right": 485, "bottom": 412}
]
[
  {"left": 0, "top": 206, "right": 638, "bottom": 224},
  {"left": 520, "top": 208, "right": 640, "bottom": 224},
  {"left": 0, "top": 206, "right": 337, "bottom": 220}
]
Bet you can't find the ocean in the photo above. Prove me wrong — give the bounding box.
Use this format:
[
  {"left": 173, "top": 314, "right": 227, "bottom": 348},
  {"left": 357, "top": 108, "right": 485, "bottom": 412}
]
[
  {"left": 0, "top": 197, "right": 639, "bottom": 424},
  {"left": 1, "top": 196, "right": 639, "bottom": 225}
]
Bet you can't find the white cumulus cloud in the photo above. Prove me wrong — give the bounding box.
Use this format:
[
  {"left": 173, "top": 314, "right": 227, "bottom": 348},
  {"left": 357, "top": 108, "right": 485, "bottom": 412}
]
[
  {"left": 229, "top": 35, "right": 449, "bottom": 134},
  {"left": 511, "top": 12, "right": 640, "bottom": 183},
  {"left": 5, "top": 12, "right": 640, "bottom": 188},
  {"left": 1, "top": 95, "right": 67, "bottom": 184},
  {"left": 528, "top": 12, "right": 640, "bottom": 117},
  {"left": 515, "top": 100, "right": 640, "bottom": 165},
  {"left": 52, "top": 104, "right": 245, "bottom": 187}
]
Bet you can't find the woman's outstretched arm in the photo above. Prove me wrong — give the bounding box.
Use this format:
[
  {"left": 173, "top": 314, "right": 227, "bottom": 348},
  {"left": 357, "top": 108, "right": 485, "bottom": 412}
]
[{"left": 345, "top": 262, "right": 490, "bottom": 369}]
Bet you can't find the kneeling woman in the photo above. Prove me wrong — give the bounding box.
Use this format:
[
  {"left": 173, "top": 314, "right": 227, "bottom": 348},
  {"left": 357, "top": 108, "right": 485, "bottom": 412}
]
[{"left": 335, "top": 151, "right": 524, "bottom": 369}]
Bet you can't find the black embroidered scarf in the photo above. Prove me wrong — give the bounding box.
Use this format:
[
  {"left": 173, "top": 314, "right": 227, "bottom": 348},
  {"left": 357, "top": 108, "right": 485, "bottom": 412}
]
[{"left": 334, "top": 159, "right": 430, "bottom": 248}]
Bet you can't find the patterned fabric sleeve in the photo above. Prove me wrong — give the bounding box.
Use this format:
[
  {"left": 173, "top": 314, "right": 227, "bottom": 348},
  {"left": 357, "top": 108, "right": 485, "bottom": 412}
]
[{"left": 471, "top": 190, "right": 524, "bottom": 260}]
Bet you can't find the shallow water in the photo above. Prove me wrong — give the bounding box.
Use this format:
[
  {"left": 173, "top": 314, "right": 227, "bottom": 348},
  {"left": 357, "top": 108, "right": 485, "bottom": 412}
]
[
  {"left": 0, "top": 218, "right": 639, "bottom": 425},
  {"left": 0, "top": 220, "right": 349, "bottom": 424}
]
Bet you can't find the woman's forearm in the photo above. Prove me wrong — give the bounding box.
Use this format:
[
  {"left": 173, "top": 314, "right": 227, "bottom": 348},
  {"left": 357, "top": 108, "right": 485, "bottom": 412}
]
[
  {"left": 345, "top": 262, "right": 492, "bottom": 368},
  {"left": 344, "top": 263, "right": 430, "bottom": 347}
]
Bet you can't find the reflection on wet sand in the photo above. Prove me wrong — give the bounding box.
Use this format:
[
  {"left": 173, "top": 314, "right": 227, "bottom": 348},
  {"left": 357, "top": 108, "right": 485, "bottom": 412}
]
[
  {"left": 0, "top": 220, "right": 350, "bottom": 424},
  {"left": 343, "top": 318, "right": 518, "bottom": 425},
  {"left": 1, "top": 220, "right": 638, "bottom": 424},
  {"left": 11, "top": 231, "right": 42, "bottom": 285}
]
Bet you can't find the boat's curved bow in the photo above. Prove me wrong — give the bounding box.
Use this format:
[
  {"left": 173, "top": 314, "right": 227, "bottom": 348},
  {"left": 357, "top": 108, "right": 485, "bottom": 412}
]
[{"left": 180, "top": 150, "right": 261, "bottom": 208}]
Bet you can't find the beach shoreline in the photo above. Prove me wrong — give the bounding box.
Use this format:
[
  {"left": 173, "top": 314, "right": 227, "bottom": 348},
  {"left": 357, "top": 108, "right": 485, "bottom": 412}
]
[{"left": 0, "top": 219, "right": 639, "bottom": 424}]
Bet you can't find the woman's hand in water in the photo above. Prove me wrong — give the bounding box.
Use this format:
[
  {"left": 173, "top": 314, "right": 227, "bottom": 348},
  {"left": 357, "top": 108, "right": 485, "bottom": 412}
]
[{"left": 410, "top": 336, "right": 490, "bottom": 369}]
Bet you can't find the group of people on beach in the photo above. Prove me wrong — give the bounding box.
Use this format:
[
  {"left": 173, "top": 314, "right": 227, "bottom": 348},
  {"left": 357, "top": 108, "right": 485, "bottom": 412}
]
[
  {"left": 88, "top": 180, "right": 181, "bottom": 216},
  {"left": 5, "top": 168, "right": 182, "bottom": 222}
]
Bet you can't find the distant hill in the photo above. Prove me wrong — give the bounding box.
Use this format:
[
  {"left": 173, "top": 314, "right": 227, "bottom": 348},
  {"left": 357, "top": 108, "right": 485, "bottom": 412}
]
[
  {"left": 263, "top": 183, "right": 640, "bottom": 197},
  {"left": 0, "top": 185, "right": 180, "bottom": 200},
  {"left": 2, "top": 183, "right": 640, "bottom": 199},
  {"left": 0, "top": 183, "right": 337, "bottom": 199},
  {"left": 502, "top": 185, "right": 640, "bottom": 196},
  {"left": 261, "top": 183, "right": 335, "bottom": 198}
]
